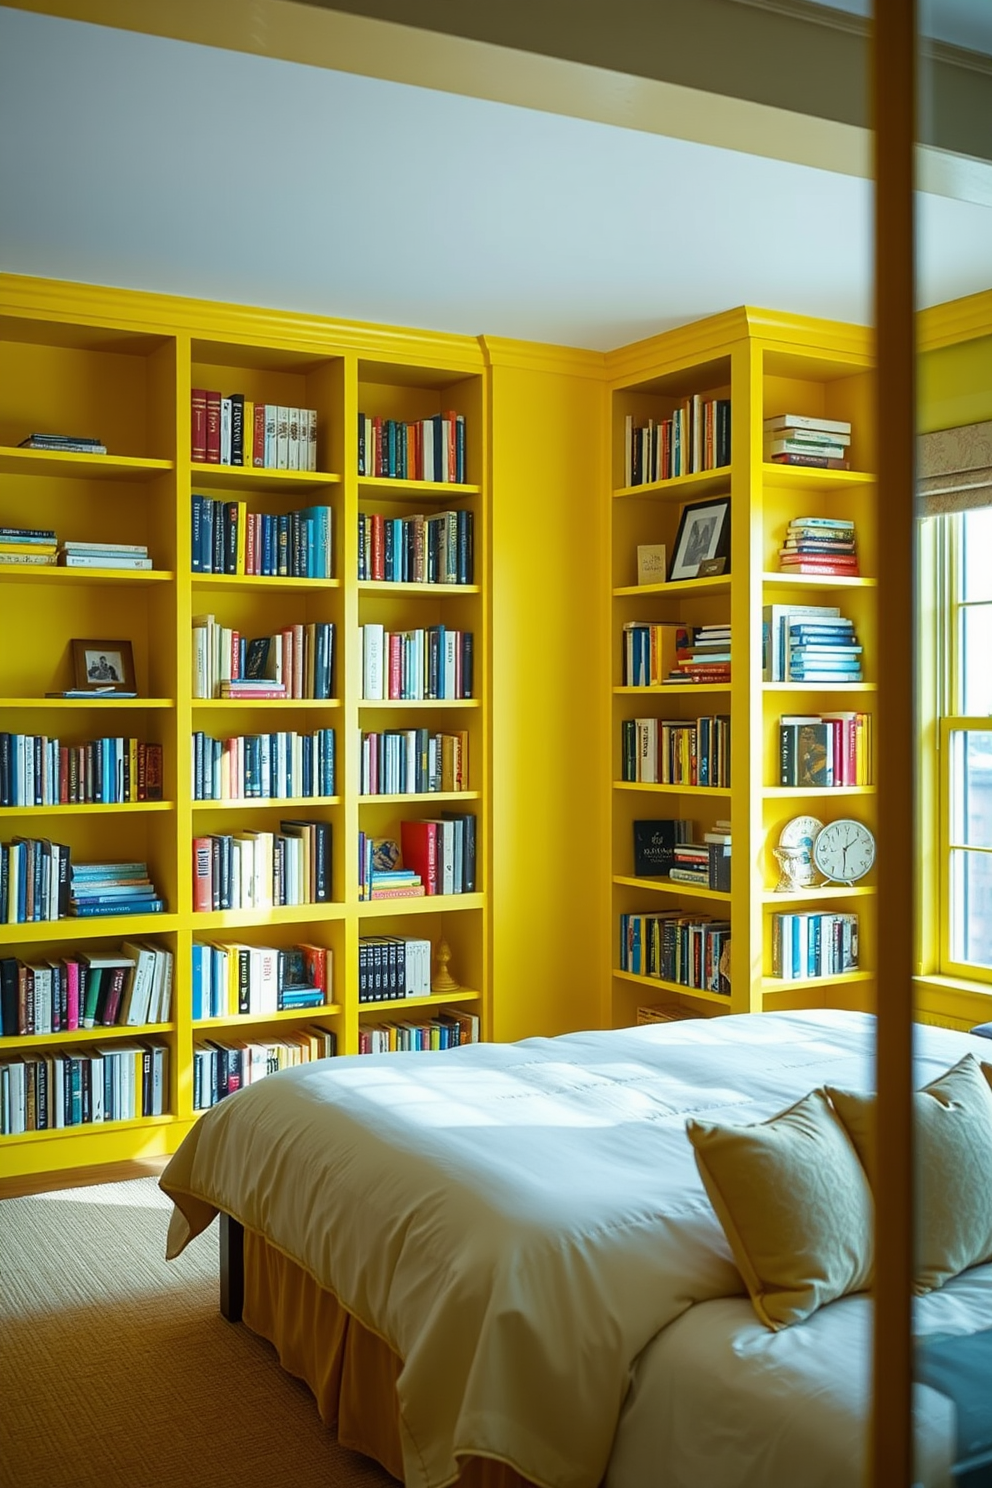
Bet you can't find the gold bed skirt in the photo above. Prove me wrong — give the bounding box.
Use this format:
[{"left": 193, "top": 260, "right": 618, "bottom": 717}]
[{"left": 243, "top": 1229, "right": 535, "bottom": 1488}]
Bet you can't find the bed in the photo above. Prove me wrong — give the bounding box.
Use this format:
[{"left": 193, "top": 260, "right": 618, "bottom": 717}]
[{"left": 159, "top": 1009, "right": 992, "bottom": 1488}]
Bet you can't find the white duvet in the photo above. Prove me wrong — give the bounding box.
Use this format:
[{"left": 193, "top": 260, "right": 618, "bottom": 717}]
[{"left": 160, "top": 1009, "right": 992, "bottom": 1488}]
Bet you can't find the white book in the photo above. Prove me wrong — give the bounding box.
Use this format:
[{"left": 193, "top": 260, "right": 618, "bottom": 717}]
[
  {"left": 288, "top": 408, "right": 300, "bottom": 471},
  {"left": 61, "top": 554, "right": 154, "bottom": 570},
  {"left": 763, "top": 413, "right": 852, "bottom": 435},
  {"left": 637, "top": 717, "right": 658, "bottom": 783},
  {"left": 264, "top": 405, "right": 277, "bottom": 468},
  {"left": 276, "top": 406, "right": 289, "bottom": 469},
  {"left": 363, "top": 623, "right": 385, "bottom": 700},
  {"left": 220, "top": 397, "right": 232, "bottom": 465},
  {"left": 120, "top": 942, "right": 155, "bottom": 1025},
  {"left": 765, "top": 429, "right": 852, "bottom": 448},
  {"left": 90, "top": 1052, "right": 105, "bottom": 1122},
  {"left": 422, "top": 419, "right": 434, "bottom": 483},
  {"left": 62, "top": 540, "right": 150, "bottom": 555},
  {"left": 444, "top": 630, "right": 458, "bottom": 699},
  {"left": 258, "top": 945, "right": 279, "bottom": 1014}
]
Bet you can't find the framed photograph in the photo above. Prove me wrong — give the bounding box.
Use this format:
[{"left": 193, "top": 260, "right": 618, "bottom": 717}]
[
  {"left": 71, "top": 639, "right": 136, "bottom": 692},
  {"left": 669, "top": 497, "right": 731, "bottom": 581}
]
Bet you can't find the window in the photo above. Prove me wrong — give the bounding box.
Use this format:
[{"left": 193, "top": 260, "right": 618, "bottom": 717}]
[{"left": 935, "top": 506, "right": 992, "bottom": 981}]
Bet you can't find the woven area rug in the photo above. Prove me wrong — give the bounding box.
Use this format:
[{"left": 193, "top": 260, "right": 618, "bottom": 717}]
[{"left": 0, "top": 1176, "right": 397, "bottom": 1488}]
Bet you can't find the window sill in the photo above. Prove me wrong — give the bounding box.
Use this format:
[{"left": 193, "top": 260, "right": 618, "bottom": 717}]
[{"left": 913, "top": 974, "right": 992, "bottom": 1029}]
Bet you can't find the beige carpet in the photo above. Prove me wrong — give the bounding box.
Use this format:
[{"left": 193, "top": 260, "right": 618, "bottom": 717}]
[{"left": 0, "top": 1176, "right": 398, "bottom": 1488}]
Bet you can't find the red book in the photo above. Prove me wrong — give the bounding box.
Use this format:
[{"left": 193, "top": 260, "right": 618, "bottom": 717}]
[
  {"left": 371, "top": 514, "right": 385, "bottom": 580},
  {"left": 245, "top": 513, "right": 258, "bottom": 575},
  {"left": 205, "top": 391, "right": 222, "bottom": 463},
  {"left": 191, "top": 388, "right": 208, "bottom": 462},
  {"left": 192, "top": 838, "right": 213, "bottom": 911},
  {"left": 101, "top": 965, "right": 128, "bottom": 1026},
  {"left": 64, "top": 958, "right": 81, "bottom": 1031},
  {"left": 779, "top": 562, "right": 861, "bottom": 576},
  {"left": 400, "top": 820, "right": 438, "bottom": 895},
  {"left": 59, "top": 745, "right": 69, "bottom": 804},
  {"left": 143, "top": 744, "right": 163, "bottom": 802},
  {"left": 253, "top": 403, "right": 266, "bottom": 467},
  {"left": 388, "top": 633, "right": 402, "bottom": 699}
]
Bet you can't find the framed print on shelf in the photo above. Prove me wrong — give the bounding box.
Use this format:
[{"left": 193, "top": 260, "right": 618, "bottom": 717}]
[
  {"left": 71, "top": 638, "right": 136, "bottom": 692},
  {"left": 669, "top": 497, "right": 731, "bottom": 581}
]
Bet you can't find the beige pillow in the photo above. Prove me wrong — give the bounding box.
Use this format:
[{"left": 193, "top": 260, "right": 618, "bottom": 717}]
[
  {"left": 827, "top": 1053, "right": 992, "bottom": 1295},
  {"left": 687, "top": 1088, "right": 874, "bottom": 1330}
]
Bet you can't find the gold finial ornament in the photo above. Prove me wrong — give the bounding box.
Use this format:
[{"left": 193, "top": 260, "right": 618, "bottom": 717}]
[{"left": 432, "top": 936, "right": 459, "bottom": 992}]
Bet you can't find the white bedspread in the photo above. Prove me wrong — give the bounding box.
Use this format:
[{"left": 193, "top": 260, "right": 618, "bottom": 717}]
[{"left": 159, "top": 1009, "right": 991, "bottom": 1488}]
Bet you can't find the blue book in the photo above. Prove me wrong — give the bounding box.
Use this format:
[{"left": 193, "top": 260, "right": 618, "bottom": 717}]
[
  {"left": 69, "top": 899, "right": 165, "bottom": 916},
  {"left": 191, "top": 496, "right": 203, "bottom": 572},
  {"left": 191, "top": 942, "right": 204, "bottom": 1020}
]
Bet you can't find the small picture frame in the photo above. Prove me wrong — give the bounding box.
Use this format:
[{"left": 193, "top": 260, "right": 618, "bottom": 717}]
[
  {"left": 669, "top": 497, "right": 731, "bottom": 582},
  {"left": 697, "top": 556, "right": 727, "bottom": 577},
  {"left": 71, "top": 639, "right": 136, "bottom": 692}
]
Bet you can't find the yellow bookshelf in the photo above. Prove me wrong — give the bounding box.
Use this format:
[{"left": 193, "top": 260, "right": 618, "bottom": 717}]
[
  {"left": 605, "top": 309, "right": 877, "bottom": 1026},
  {"left": 0, "top": 280, "right": 489, "bottom": 1177}
]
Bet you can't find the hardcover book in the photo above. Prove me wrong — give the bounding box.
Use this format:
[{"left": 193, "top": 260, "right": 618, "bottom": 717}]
[{"left": 632, "top": 819, "right": 694, "bottom": 878}]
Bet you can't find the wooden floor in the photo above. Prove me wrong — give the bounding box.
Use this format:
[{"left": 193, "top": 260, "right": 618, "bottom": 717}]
[{"left": 0, "top": 1155, "right": 170, "bottom": 1201}]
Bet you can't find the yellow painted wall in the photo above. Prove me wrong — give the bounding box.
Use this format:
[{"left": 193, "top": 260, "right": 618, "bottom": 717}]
[
  {"left": 918, "top": 333, "right": 992, "bottom": 432},
  {"left": 485, "top": 344, "right": 610, "bottom": 1041}
]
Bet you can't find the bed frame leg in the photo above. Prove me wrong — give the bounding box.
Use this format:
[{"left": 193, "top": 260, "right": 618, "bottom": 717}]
[{"left": 219, "top": 1212, "right": 244, "bottom": 1323}]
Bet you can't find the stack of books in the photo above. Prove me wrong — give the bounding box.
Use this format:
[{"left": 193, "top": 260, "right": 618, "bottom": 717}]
[
  {"left": 668, "top": 624, "right": 731, "bottom": 684},
  {"left": 358, "top": 510, "right": 474, "bottom": 584},
  {"left": 623, "top": 397, "right": 731, "bottom": 486},
  {"left": 59, "top": 540, "right": 152, "bottom": 570},
  {"left": 191, "top": 614, "right": 334, "bottom": 699},
  {"left": 193, "top": 1028, "right": 336, "bottom": 1108},
  {"left": 192, "top": 821, "right": 332, "bottom": 911},
  {"left": 358, "top": 1012, "right": 479, "bottom": 1053},
  {"left": 191, "top": 393, "right": 318, "bottom": 471},
  {"left": 191, "top": 497, "right": 332, "bottom": 578},
  {"left": 360, "top": 624, "right": 474, "bottom": 701},
  {"left": 619, "top": 910, "right": 731, "bottom": 994},
  {"left": 668, "top": 834, "right": 731, "bottom": 891},
  {"left": 0, "top": 942, "right": 172, "bottom": 1035},
  {"left": 786, "top": 615, "right": 862, "bottom": 683},
  {"left": 0, "top": 525, "right": 57, "bottom": 567},
  {"left": 69, "top": 861, "right": 165, "bottom": 918},
  {"left": 778, "top": 517, "right": 858, "bottom": 577},
  {"left": 771, "top": 911, "right": 859, "bottom": 980},
  {"left": 18, "top": 433, "right": 107, "bottom": 455},
  {"left": 399, "top": 816, "right": 477, "bottom": 896},
  {"left": 0, "top": 733, "right": 163, "bottom": 806},
  {"left": 357, "top": 935, "right": 434, "bottom": 1002},
  {"left": 360, "top": 728, "right": 469, "bottom": 795},
  {"left": 192, "top": 728, "right": 335, "bottom": 801},
  {"left": 0, "top": 1041, "right": 170, "bottom": 1132},
  {"left": 622, "top": 718, "right": 730, "bottom": 786},
  {"left": 763, "top": 415, "right": 851, "bottom": 470},
  {"left": 1, "top": 837, "right": 71, "bottom": 923}
]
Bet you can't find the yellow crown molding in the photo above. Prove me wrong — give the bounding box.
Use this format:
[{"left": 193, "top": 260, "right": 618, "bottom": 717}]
[
  {"left": 605, "top": 309, "right": 752, "bottom": 385},
  {"left": 0, "top": 273, "right": 486, "bottom": 369},
  {"left": 918, "top": 287, "right": 992, "bottom": 352},
  {"left": 480, "top": 336, "right": 606, "bottom": 381}
]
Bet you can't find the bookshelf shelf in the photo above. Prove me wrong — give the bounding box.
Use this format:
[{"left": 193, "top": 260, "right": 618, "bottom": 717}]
[
  {"left": 358, "top": 988, "right": 480, "bottom": 1012},
  {"left": 607, "top": 310, "right": 876, "bottom": 1031},
  {"left": 0, "top": 567, "right": 175, "bottom": 587},
  {"left": 762, "top": 970, "right": 874, "bottom": 994},
  {"left": 0, "top": 281, "right": 489, "bottom": 1172},
  {"left": 613, "top": 469, "right": 731, "bottom": 502},
  {"left": 191, "top": 574, "right": 342, "bottom": 592},
  {"left": 194, "top": 1005, "right": 344, "bottom": 1029},
  {"left": 613, "top": 874, "right": 731, "bottom": 903},
  {"left": 613, "top": 782, "right": 731, "bottom": 798},
  {"left": 0, "top": 447, "right": 174, "bottom": 481},
  {"left": 358, "top": 893, "right": 484, "bottom": 918},
  {"left": 613, "top": 576, "right": 732, "bottom": 598},
  {"left": 192, "top": 795, "right": 341, "bottom": 811},
  {"left": 358, "top": 581, "right": 481, "bottom": 597},
  {"left": 613, "top": 969, "right": 731, "bottom": 1007},
  {"left": 0, "top": 1022, "right": 177, "bottom": 1051},
  {"left": 189, "top": 464, "right": 342, "bottom": 493},
  {"left": 358, "top": 477, "right": 480, "bottom": 499}
]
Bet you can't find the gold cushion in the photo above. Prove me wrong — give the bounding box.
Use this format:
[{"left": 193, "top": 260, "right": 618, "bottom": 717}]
[
  {"left": 686, "top": 1088, "right": 874, "bottom": 1330},
  {"left": 827, "top": 1053, "right": 992, "bottom": 1295}
]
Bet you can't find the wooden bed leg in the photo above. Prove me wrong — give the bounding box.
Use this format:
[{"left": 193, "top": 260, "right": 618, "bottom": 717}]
[{"left": 219, "top": 1212, "right": 244, "bottom": 1323}]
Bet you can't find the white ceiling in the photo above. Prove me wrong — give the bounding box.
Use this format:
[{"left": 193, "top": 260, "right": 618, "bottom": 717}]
[{"left": 0, "top": 5, "right": 990, "bottom": 350}]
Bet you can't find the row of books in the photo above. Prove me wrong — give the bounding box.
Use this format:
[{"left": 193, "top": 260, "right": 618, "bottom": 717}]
[
  {"left": 1, "top": 837, "right": 69, "bottom": 923},
  {"left": 669, "top": 839, "right": 732, "bottom": 892},
  {"left": 777, "top": 516, "right": 858, "bottom": 577},
  {"left": 779, "top": 713, "right": 872, "bottom": 788},
  {"left": 360, "top": 729, "right": 468, "bottom": 796},
  {"left": 191, "top": 393, "right": 318, "bottom": 471},
  {"left": 621, "top": 716, "right": 731, "bottom": 787},
  {"left": 191, "top": 941, "right": 332, "bottom": 1020},
  {"left": 0, "top": 1041, "right": 169, "bottom": 1135},
  {"left": 770, "top": 911, "right": 860, "bottom": 980},
  {"left": 623, "top": 622, "right": 731, "bottom": 688},
  {"left": 358, "top": 1010, "right": 480, "bottom": 1054},
  {"left": 358, "top": 411, "right": 467, "bottom": 484},
  {"left": 623, "top": 398, "right": 731, "bottom": 486},
  {"left": 358, "top": 935, "right": 432, "bottom": 1000},
  {"left": 0, "top": 736, "right": 163, "bottom": 807},
  {"left": 619, "top": 911, "right": 731, "bottom": 995},
  {"left": 632, "top": 816, "right": 731, "bottom": 890},
  {"left": 358, "top": 510, "right": 474, "bottom": 585},
  {"left": 0, "top": 529, "right": 153, "bottom": 571},
  {"left": 18, "top": 433, "right": 107, "bottom": 455},
  {"left": 0, "top": 942, "right": 173, "bottom": 1037},
  {"left": 360, "top": 624, "right": 474, "bottom": 701},
  {"left": 191, "top": 497, "right": 333, "bottom": 578},
  {"left": 71, "top": 861, "right": 164, "bottom": 919},
  {"left": 358, "top": 816, "right": 477, "bottom": 899},
  {"left": 191, "top": 616, "right": 335, "bottom": 699},
  {"left": 764, "top": 413, "right": 852, "bottom": 470},
  {"left": 192, "top": 821, "right": 332, "bottom": 911},
  {"left": 192, "top": 1028, "right": 337, "bottom": 1109},
  {"left": 192, "top": 729, "right": 336, "bottom": 801},
  {"left": 762, "top": 604, "right": 861, "bottom": 683}
]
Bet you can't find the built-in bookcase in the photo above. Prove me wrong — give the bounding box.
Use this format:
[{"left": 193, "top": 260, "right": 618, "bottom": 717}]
[
  {"left": 606, "top": 311, "right": 877, "bottom": 1026},
  {"left": 0, "top": 282, "right": 489, "bottom": 1177}
]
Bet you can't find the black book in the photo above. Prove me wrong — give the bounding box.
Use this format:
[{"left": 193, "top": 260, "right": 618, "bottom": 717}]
[
  {"left": 708, "top": 842, "right": 732, "bottom": 893},
  {"left": 442, "top": 811, "right": 476, "bottom": 893},
  {"left": 211, "top": 499, "right": 225, "bottom": 574},
  {"left": 229, "top": 393, "right": 245, "bottom": 466},
  {"left": 0, "top": 957, "right": 19, "bottom": 1036},
  {"left": 245, "top": 637, "right": 271, "bottom": 680},
  {"left": 224, "top": 502, "right": 239, "bottom": 575},
  {"left": 237, "top": 948, "right": 251, "bottom": 1015},
  {"left": 0, "top": 733, "right": 10, "bottom": 807},
  {"left": 201, "top": 497, "right": 215, "bottom": 574},
  {"left": 633, "top": 819, "right": 693, "bottom": 878}
]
